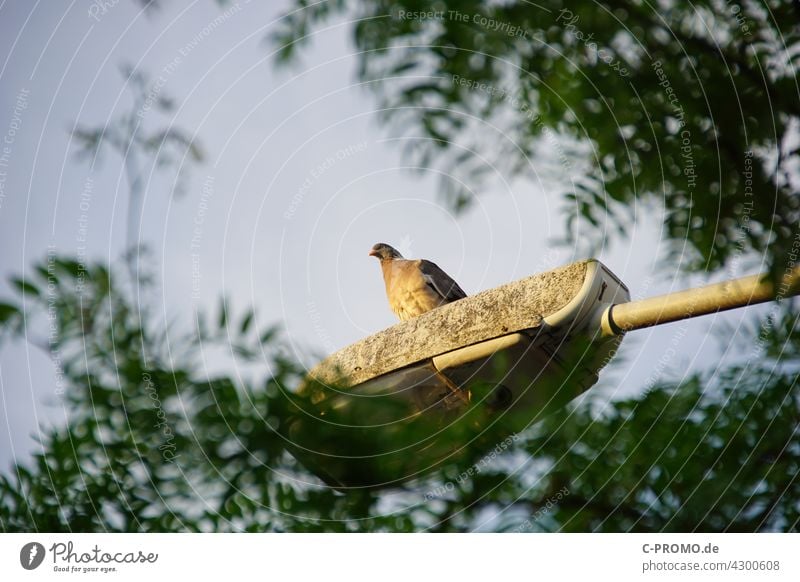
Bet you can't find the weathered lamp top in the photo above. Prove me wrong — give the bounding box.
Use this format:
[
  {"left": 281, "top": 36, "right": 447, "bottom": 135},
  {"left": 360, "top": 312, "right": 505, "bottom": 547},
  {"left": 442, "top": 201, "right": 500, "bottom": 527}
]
[{"left": 306, "top": 260, "right": 594, "bottom": 388}]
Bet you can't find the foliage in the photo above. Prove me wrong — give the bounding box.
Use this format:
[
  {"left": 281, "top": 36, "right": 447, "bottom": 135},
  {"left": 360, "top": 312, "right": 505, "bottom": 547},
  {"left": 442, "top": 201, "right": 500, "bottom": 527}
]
[
  {"left": 0, "top": 256, "right": 797, "bottom": 531},
  {"left": 519, "top": 360, "right": 799, "bottom": 532},
  {"left": 273, "top": 0, "right": 800, "bottom": 277},
  {"left": 1, "top": 0, "right": 798, "bottom": 533},
  {"left": 72, "top": 65, "right": 204, "bottom": 251}
]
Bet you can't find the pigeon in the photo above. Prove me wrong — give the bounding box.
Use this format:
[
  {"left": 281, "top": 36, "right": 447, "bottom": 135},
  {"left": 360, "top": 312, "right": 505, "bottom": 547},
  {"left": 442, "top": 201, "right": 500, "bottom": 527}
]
[{"left": 369, "top": 242, "right": 467, "bottom": 321}]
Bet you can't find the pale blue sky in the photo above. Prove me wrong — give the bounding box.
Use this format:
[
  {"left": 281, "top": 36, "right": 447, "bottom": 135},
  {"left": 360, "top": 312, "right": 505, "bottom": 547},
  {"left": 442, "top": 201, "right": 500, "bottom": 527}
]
[{"left": 0, "top": 0, "right": 766, "bottom": 471}]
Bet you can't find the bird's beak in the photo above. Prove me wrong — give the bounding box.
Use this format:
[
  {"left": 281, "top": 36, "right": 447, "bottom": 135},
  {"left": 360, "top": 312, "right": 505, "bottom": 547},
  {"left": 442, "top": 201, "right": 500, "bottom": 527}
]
[{"left": 368, "top": 249, "right": 378, "bottom": 257}]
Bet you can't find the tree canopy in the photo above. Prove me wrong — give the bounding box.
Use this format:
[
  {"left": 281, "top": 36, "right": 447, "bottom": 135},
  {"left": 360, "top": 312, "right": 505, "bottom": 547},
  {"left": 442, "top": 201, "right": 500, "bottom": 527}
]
[
  {"left": 1, "top": 0, "right": 798, "bottom": 532},
  {"left": 274, "top": 0, "right": 800, "bottom": 277}
]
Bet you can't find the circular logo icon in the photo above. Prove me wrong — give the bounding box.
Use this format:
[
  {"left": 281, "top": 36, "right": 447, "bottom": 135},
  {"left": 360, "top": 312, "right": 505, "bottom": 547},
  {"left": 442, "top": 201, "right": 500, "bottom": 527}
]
[{"left": 20, "top": 542, "right": 46, "bottom": 570}]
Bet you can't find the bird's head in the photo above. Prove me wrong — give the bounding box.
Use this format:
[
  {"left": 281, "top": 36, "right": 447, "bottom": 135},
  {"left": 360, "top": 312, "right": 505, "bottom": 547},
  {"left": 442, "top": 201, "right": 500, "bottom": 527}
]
[{"left": 368, "top": 243, "right": 403, "bottom": 261}]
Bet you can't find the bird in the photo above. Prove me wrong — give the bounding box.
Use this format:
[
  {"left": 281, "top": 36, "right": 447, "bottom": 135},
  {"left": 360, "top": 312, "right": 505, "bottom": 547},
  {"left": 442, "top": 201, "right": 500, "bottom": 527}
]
[{"left": 368, "top": 242, "right": 467, "bottom": 321}]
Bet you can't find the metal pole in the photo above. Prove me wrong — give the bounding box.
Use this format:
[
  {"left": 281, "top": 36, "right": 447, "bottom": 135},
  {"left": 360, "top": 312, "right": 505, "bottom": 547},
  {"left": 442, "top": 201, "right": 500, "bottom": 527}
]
[{"left": 599, "top": 266, "right": 800, "bottom": 336}]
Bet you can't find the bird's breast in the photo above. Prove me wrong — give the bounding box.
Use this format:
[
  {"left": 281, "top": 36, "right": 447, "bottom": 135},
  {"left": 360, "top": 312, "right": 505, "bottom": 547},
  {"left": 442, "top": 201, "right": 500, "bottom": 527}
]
[{"left": 381, "top": 260, "right": 444, "bottom": 320}]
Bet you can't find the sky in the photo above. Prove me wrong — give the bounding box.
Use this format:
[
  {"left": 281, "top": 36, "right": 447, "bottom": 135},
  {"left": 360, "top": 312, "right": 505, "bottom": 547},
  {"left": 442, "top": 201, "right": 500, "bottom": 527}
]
[{"left": 0, "top": 0, "right": 770, "bottom": 472}]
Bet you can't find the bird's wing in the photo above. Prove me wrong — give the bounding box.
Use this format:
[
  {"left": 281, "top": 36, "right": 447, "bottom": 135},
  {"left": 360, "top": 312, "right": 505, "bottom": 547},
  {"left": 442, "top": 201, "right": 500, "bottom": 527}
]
[{"left": 418, "top": 259, "right": 467, "bottom": 302}]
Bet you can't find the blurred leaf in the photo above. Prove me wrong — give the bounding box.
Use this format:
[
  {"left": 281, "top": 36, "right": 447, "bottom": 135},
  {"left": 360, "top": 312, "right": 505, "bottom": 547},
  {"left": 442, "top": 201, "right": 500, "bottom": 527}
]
[
  {"left": 0, "top": 302, "right": 20, "bottom": 324},
  {"left": 218, "top": 296, "right": 228, "bottom": 329},
  {"left": 11, "top": 278, "right": 40, "bottom": 297},
  {"left": 240, "top": 310, "right": 254, "bottom": 334}
]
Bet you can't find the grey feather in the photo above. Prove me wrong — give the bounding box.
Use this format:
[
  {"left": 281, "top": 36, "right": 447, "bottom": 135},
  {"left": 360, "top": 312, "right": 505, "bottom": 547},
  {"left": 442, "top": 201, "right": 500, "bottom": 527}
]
[{"left": 419, "top": 260, "right": 467, "bottom": 302}]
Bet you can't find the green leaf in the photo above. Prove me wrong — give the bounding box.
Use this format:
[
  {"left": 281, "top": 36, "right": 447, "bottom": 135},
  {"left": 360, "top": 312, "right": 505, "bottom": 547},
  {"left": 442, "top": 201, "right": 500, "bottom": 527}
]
[
  {"left": 54, "top": 259, "right": 84, "bottom": 278},
  {"left": 240, "top": 310, "right": 254, "bottom": 334},
  {"left": 259, "top": 326, "right": 277, "bottom": 344},
  {"left": 11, "top": 278, "right": 40, "bottom": 297},
  {"left": 218, "top": 297, "right": 228, "bottom": 329},
  {"left": 0, "top": 302, "right": 20, "bottom": 324}
]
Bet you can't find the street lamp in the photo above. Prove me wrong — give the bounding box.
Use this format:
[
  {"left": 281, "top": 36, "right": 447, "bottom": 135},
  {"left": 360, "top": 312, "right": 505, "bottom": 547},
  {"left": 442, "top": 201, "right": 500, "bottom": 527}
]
[{"left": 283, "top": 260, "right": 800, "bottom": 489}]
